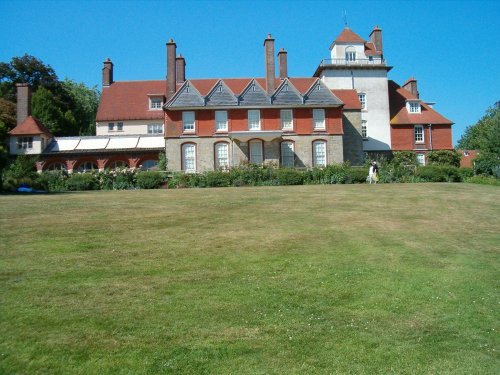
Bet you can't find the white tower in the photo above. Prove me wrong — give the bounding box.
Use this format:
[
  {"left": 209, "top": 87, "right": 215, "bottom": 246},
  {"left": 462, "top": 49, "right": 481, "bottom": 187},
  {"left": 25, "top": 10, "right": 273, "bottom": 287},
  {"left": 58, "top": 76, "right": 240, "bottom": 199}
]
[{"left": 314, "top": 26, "right": 392, "bottom": 153}]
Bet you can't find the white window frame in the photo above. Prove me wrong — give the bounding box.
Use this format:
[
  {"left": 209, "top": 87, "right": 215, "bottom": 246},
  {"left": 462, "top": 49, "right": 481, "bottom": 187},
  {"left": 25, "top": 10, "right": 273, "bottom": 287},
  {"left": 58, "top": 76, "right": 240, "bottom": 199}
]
[
  {"left": 281, "top": 141, "right": 295, "bottom": 167},
  {"left": 416, "top": 153, "right": 426, "bottom": 166},
  {"left": 280, "top": 109, "right": 293, "bottom": 130},
  {"left": 313, "top": 109, "right": 325, "bottom": 130},
  {"left": 408, "top": 101, "right": 421, "bottom": 114},
  {"left": 149, "top": 97, "right": 163, "bottom": 110},
  {"left": 182, "top": 143, "right": 196, "bottom": 173},
  {"left": 358, "top": 93, "right": 366, "bottom": 110},
  {"left": 182, "top": 111, "right": 195, "bottom": 133},
  {"left": 148, "top": 123, "right": 164, "bottom": 134},
  {"left": 248, "top": 110, "right": 261, "bottom": 130},
  {"left": 345, "top": 46, "right": 356, "bottom": 62},
  {"left": 313, "top": 140, "right": 327, "bottom": 167},
  {"left": 215, "top": 142, "right": 229, "bottom": 169},
  {"left": 414, "top": 124, "right": 424, "bottom": 143},
  {"left": 17, "top": 136, "right": 33, "bottom": 149},
  {"left": 215, "top": 110, "right": 228, "bottom": 132},
  {"left": 249, "top": 140, "right": 263, "bottom": 165},
  {"left": 361, "top": 121, "right": 367, "bottom": 139}
]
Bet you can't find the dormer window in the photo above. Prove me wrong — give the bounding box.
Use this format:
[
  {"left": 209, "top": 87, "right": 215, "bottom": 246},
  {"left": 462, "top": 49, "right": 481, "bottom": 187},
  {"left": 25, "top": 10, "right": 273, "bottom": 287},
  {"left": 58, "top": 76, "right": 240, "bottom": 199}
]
[
  {"left": 149, "top": 97, "right": 163, "bottom": 110},
  {"left": 345, "top": 46, "right": 356, "bottom": 62},
  {"left": 407, "top": 101, "right": 421, "bottom": 114}
]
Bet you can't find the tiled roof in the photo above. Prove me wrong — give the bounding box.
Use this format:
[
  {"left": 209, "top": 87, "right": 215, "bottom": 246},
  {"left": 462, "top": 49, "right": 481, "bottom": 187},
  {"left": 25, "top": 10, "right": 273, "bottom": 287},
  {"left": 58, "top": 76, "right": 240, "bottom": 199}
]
[
  {"left": 332, "top": 90, "right": 362, "bottom": 110},
  {"left": 334, "top": 27, "right": 366, "bottom": 43},
  {"left": 388, "top": 80, "right": 453, "bottom": 125},
  {"left": 9, "top": 116, "right": 53, "bottom": 136},
  {"left": 96, "top": 80, "right": 166, "bottom": 121}
]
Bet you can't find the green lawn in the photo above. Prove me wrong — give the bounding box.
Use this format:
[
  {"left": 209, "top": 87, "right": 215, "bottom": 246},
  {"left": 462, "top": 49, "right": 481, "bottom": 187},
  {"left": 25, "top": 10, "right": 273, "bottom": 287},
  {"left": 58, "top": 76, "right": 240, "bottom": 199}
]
[{"left": 0, "top": 184, "right": 499, "bottom": 374}]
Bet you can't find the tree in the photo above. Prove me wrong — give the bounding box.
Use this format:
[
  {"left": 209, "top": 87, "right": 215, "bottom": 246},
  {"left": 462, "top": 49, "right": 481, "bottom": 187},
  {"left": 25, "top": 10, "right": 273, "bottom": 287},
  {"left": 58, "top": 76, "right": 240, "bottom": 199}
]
[
  {"left": 31, "top": 87, "right": 77, "bottom": 136},
  {"left": 61, "top": 79, "right": 100, "bottom": 135},
  {"left": 457, "top": 102, "right": 500, "bottom": 150}
]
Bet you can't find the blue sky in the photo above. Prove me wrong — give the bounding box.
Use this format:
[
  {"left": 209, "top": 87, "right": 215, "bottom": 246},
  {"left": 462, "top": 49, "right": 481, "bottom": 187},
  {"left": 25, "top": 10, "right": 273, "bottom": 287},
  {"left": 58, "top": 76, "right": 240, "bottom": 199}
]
[{"left": 1, "top": 0, "right": 499, "bottom": 145}]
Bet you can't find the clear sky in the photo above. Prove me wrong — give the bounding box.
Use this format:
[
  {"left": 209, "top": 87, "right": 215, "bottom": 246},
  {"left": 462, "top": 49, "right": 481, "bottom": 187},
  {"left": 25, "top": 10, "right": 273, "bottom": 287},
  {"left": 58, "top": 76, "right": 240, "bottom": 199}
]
[{"left": 1, "top": 0, "right": 499, "bottom": 145}]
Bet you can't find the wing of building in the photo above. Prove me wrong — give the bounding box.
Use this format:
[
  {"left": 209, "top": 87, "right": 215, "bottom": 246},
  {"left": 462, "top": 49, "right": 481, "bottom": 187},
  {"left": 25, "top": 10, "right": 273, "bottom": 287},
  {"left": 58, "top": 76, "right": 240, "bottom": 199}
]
[{"left": 8, "top": 25, "right": 453, "bottom": 172}]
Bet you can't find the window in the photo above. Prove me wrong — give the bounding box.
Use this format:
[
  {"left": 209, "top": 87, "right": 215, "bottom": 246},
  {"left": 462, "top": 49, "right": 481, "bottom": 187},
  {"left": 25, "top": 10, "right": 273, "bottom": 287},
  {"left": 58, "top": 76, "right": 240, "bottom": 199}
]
[
  {"left": 414, "top": 124, "right": 424, "bottom": 143},
  {"left": 249, "top": 140, "right": 263, "bottom": 165},
  {"left": 463, "top": 151, "right": 469, "bottom": 157},
  {"left": 313, "top": 140, "right": 327, "bottom": 167},
  {"left": 408, "top": 101, "right": 421, "bottom": 113},
  {"left": 77, "top": 161, "right": 98, "bottom": 172},
  {"left": 17, "top": 137, "right": 33, "bottom": 149},
  {"left": 182, "top": 111, "right": 195, "bottom": 132},
  {"left": 358, "top": 93, "right": 366, "bottom": 110},
  {"left": 281, "top": 141, "right": 295, "bottom": 167},
  {"left": 46, "top": 162, "right": 66, "bottom": 171},
  {"left": 148, "top": 124, "right": 163, "bottom": 134},
  {"left": 141, "top": 160, "right": 159, "bottom": 170},
  {"left": 345, "top": 46, "right": 356, "bottom": 62},
  {"left": 215, "top": 111, "right": 228, "bottom": 132},
  {"left": 182, "top": 143, "right": 196, "bottom": 172},
  {"left": 110, "top": 161, "right": 128, "bottom": 169},
  {"left": 215, "top": 142, "right": 229, "bottom": 169},
  {"left": 150, "top": 97, "right": 163, "bottom": 110},
  {"left": 108, "top": 122, "right": 114, "bottom": 131},
  {"left": 248, "top": 110, "right": 260, "bottom": 130},
  {"left": 280, "top": 109, "right": 293, "bottom": 130},
  {"left": 416, "top": 154, "right": 425, "bottom": 166},
  {"left": 117, "top": 122, "right": 123, "bottom": 131},
  {"left": 362, "top": 121, "right": 367, "bottom": 139},
  {"left": 313, "top": 109, "right": 325, "bottom": 130}
]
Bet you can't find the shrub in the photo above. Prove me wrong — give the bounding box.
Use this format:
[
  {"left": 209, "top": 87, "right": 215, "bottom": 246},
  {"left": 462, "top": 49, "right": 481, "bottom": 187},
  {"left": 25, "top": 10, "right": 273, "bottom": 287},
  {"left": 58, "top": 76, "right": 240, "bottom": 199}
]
[
  {"left": 465, "top": 175, "right": 500, "bottom": 186},
  {"left": 392, "top": 151, "right": 417, "bottom": 166},
  {"left": 474, "top": 152, "right": 500, "bottom": 177},
  {"left": 415, "top": 165, "right": 462, "bottom": 182},
  {"left": 205, "top": 170, "right": 232, "bottom": 187},
  {"left": 66, "top": 173, "right": 98, "bottom": 191},
  {"left": 112, "top": 168, "right": 136, "bottom": 190},
  {"left": 136, "top": 171, "right": 165, "bottom": 189},
  {"left": 275, "top": 168, "right": 304, "bottom": 186},
  {"left": 346, "top": 167, "right": 369, "bottom": 184},
  {"left": 427, "top": 150, "right": 461, "bottom": 167},
  {"left": 37, "top": 171, "right": 67, "bottom": 192}
]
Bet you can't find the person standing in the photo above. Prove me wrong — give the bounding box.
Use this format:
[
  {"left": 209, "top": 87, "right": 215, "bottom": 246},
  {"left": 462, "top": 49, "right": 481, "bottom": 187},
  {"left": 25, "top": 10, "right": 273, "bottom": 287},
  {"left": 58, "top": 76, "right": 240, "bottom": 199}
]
[{"left": 368, "top": 161, "right": 379, "bottom": 184}]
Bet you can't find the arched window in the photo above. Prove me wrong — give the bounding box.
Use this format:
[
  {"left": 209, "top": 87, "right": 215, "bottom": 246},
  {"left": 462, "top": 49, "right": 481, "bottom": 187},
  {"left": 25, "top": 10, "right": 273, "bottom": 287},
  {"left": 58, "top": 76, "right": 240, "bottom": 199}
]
[
  {"left": 46, "top": 162, "right": 67, "bottom": 171},
  {"left": 77, "top": 161, "right": 98, "bottom": 173},
  {"left": 249, "top": 139, "right": 263, "bottom": 165},
  {"left": 345, "top": 46, "right": 356, "bottom": 62},
  {"left": 281, "top": 141, "right": 295, "bottom": 167},
  {"left": 182, "top": 143, "right": 196, "bottom": 173},
  {"left": 214, "top": 142, "right": 229, "bottom": 169},
  {"left": 109, "top": 160, "right": 128, "bottom": 170},
  {"left": 141, "top": 160, "right": 159, "bottom": 171},
  {"left": 312, "top": 140, "right": 327, "bottom": 167}
]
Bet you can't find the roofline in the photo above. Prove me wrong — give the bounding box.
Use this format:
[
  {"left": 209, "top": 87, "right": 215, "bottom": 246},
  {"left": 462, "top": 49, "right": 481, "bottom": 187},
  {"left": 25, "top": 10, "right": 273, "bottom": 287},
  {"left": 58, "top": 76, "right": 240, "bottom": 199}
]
[{"left": 313, "top": 64, "right": 393, "bottom": 77}]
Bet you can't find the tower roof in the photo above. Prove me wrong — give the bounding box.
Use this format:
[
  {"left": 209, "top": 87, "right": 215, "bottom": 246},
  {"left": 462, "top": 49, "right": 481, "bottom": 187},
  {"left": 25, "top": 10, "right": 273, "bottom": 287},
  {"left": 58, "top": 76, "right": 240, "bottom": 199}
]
[
  {"left": 334, "top": 27, "right": 366, "bottom": 44},
  {"left": 8, "top": 115, "right": 53, "bottom": 136}
]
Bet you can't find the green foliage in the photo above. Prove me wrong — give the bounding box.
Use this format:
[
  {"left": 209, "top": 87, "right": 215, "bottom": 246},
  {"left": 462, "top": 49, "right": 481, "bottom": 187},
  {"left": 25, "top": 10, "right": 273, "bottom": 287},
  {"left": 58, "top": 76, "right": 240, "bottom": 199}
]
[
  {"left": 65, "top": 173, "right": 98, "bottom": 191},
  {"left": 275, "top": 168, "right": 304, "bottom": 186},
  {"left": 61, "top": 79, "right": 100, "bottom": 136},
  {"left": 465, "top": 175, "right": 500, "bottom": 186},
  {"left": 157, "top": 151, "right": 168, "bottom": 171},
  {"left": 136, "top": 171, "right": 166, "bottom": 189},
  {"left": 457, "top": 101, "right": 499, "bottom": 150},
  {"left": 37, "top": 171, "right": 68, "bottom": 192},
  {"left": 345, "top": 167, "right": 369, "bottom": 184},
  {"left": 112, "top": 169, "right": 136, "bottom": 190},
  {"left": 391, "top": 151, "right": 416, "bottom": 166},
  {"left": 427, "top": 150, "right": 461, "bottom": 167},
  {"left": 415, "top": 165, "right": 462, "bottom": 182},
  {"left": 31, "top": 87, "right": 77, "bottom": 135},
  {"left": 205, "top": 170, "right": 232, "bottom": 187}
]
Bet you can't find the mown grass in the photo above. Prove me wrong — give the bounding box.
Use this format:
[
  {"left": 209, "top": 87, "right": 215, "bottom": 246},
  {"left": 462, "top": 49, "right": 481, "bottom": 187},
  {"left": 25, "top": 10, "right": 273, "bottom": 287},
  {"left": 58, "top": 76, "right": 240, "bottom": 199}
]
[{"left": 0, "top": 184, "right": 499, "bottom": 374}]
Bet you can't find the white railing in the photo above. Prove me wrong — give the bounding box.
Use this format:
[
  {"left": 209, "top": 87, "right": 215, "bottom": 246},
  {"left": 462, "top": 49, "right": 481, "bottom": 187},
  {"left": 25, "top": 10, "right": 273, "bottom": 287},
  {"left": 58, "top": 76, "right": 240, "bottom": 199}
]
[{"left": 319, "top": 58, "right": 386, "bottom": 66}]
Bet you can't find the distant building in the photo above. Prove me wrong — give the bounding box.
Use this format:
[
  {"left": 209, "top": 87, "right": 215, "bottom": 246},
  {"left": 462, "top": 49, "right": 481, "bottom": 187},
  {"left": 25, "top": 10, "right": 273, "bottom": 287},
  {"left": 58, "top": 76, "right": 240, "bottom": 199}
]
[{"left": 8, "top": 25, "right": 453, "bottom": 172}]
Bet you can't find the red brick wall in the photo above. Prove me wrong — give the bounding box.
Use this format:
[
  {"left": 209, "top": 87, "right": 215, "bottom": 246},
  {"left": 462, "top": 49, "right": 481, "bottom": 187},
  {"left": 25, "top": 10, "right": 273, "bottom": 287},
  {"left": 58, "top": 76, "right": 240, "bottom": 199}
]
[{"left": 391, "top": 124, "right": 453, "bottom": 151}]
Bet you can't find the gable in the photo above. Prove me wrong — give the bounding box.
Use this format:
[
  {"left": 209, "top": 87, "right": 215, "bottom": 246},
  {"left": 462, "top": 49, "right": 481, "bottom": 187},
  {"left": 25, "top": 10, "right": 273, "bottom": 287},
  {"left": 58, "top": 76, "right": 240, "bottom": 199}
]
[
  {"left": 272, "top": 80, "right": 303, "bottom": 105},
  {"left": 205, "top": 80, "right": 238, "bottom": 106},
  {"left": 167, "top": 81, "right": 205, "bottom": 107},
  {"left": 238, "top": 80, "right": 270, "bottom": 106},
  {"left": 304, "top": 80, "right": 343, "bottom": 106}
]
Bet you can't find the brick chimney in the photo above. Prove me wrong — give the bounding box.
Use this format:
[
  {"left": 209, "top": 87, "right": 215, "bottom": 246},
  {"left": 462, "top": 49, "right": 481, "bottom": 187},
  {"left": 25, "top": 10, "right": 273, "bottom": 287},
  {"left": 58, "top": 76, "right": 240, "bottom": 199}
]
[
  {"left": 176, "top": 54, "right": 186, "bottom": 83},
  {"left": 16, "top": 83, "right": 31, "bottom": 125},
  {"left": 369, "top": 25, "right": 383, "bottom": 55},
  {"left": 102, "top": 58, "right": 113, "bottom": 87},
  {"left": 264, "top": 34, "right": 275, "bottom": 94},
  {"left": 403, "top": 77, "right": 419, "bottom": 98},
  {"left": 278, "top": 48, "right": 288, "bottom": 79},
  {"left": 166, "top": 39, "right": 177, "bottom": 100}
]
